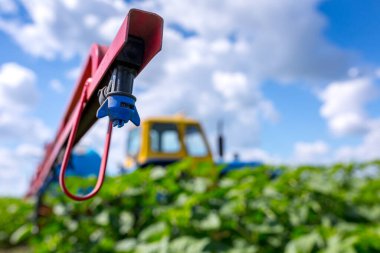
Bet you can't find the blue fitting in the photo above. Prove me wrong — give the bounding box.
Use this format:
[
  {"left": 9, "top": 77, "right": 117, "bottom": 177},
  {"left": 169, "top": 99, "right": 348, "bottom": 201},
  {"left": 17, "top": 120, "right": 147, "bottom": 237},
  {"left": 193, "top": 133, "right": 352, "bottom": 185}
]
[{"left": 96, "top": 95, "right": 140, "bottom": 127}]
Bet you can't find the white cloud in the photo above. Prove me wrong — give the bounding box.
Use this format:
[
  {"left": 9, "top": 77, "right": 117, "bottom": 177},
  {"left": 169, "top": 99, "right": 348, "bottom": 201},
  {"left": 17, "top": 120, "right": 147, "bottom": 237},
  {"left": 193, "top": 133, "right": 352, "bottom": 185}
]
[
  {"left": 62, "top": 0, "right": 78, "bottom": 10},
  {"left": 0, "top": 113, "right": 51, "bottom": 143},
  {"left": 0, "top": 0, "right": 17, "bottom": 14},
  {"left": 83, "top": 14, "right": 99, "bottom": 28},
  {"left": 98, "top": 16, "right": 124, "bottom": 41},
  {"left": 316, "top": 70, "right": 380, "bottom": 163},
  {"left": 335, "top": 120, "right": 380, "bottom": 162},
  {"left": 231, "top": 147, "right": 282, "bottom": 164},
  {"left": 0, "top": 62, "right": 51, "bottom": 196},
  {"left": 0, "top": 0, "right": 130, "bottom": 59},
  {"left": 0, "top": 62, "right": 51, "bottom": 143},
  {"left": 0, "top": 0, "right": 351, "bottom": 80},
  {"left": 212, "top": 71, "right": 248, "bottom": 99},
  {"left": 319, "top": 78, "right": 378, "bottom": 136},
  {"left": 66, "top": 66, "right": 81, "bottom": 80},
  {"left": 152, "top": 0, "right": 351, "bottom": 82},
  {"left": 16, "top": 143, "right": 44, "bottom": 158},
  {"left": 0, "top": 144, "right": 43, "bottom": 196},
  {"left": 312, "top": 72, "right": 380, "bottom": 163},
  {"left": 0, "top": 122, "right": 51, "bottom": 196},
  {"left": 376, "top": 68, "right": 380, "bottom": 79},
  {"left": 49, "top": 79, "right": 65, "bottom": 93},
  {"left": 0, "top": 62, "right": 38, "bottom": 112},
  {"left": 293, "top": 140, "right": 330, "bottom": 164}
]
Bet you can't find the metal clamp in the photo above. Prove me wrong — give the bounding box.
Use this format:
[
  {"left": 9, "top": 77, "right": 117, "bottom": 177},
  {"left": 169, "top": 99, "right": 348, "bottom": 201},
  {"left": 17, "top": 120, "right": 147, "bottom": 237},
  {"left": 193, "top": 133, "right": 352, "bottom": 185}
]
[{"left": 59, "top": 80, "right": 113, "bottom": 201}]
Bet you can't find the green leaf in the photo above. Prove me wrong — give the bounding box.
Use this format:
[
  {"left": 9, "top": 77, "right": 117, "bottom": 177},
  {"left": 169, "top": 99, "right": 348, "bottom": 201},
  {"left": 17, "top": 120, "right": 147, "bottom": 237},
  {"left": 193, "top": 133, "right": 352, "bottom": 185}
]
[
  {"left": 285, "top": 232, "right": 323, "bottom": 253},
  {"left": 169, "top": 236, "right": 209, "bottom": 253},
  {"left": 138, "top": 222, "right": 170, "bottom": 243},
  {"left": 194, "top": 212, "right": 221, "bottom": 231},
  {"left": 9, "top": 224, "right": 32, "bottom": 245},
  {"left": 115, "top": 238, "right": 137, "bottom": 252},
  {"left": 150, "top": 167, "right": 167, "bottom": 180},
  {"left": 95, "top": 211, "right": 110, "bottom": 226},
  {"left": 136, "top": 237, "right": 169, "bottom": 253},
  {"left": 119, "top": 211, "right": 134, "bottom": 234},
  {"left": 89, "top": 229, "right": 105, "bottom": 242}
]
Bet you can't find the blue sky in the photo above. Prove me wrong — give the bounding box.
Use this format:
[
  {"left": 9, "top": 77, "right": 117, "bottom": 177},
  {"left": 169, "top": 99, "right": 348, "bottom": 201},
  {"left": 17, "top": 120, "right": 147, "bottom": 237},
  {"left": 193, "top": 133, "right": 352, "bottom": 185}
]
[
  {"left": 320, "top": 0, "right": 380, "bottom": 63},
  {"left": 0, "top": 0, "right": 380, "bottom": 196}
]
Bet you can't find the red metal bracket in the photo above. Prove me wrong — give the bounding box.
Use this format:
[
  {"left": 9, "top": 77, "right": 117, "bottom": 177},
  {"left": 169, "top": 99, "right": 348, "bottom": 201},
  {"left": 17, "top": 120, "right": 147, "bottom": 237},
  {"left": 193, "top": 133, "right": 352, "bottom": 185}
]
[{"left": 59, "top": 81, "right": 113, "bottom": 201}]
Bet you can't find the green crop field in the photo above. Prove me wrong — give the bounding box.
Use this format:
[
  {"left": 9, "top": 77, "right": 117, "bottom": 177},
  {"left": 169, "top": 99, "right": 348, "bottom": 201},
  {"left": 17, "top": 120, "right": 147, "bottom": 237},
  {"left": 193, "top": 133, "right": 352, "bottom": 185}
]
[{"left": 1, "top": 159, "right": 380, "bottom": 252}]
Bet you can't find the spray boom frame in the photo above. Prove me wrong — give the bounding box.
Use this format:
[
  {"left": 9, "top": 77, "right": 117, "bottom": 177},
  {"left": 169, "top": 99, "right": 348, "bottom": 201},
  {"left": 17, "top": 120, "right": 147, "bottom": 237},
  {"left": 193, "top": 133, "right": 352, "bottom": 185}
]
[{"left": 27, "top": 9, "right": 163, "bottom": 200}]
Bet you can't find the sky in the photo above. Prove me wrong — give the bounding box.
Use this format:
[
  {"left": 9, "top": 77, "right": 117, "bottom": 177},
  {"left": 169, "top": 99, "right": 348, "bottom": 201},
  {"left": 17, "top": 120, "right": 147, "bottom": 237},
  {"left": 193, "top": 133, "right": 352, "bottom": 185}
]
[{"left": 0, "top": 0, "right": 380, "bottom": 196}]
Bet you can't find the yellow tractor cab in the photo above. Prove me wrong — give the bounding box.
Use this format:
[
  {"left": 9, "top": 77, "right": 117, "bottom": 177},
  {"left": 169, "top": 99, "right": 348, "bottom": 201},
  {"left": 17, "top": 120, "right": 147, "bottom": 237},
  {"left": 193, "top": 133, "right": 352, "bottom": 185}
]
[{"left": 123, "top": 115, "right": 213, "bottom": 171}]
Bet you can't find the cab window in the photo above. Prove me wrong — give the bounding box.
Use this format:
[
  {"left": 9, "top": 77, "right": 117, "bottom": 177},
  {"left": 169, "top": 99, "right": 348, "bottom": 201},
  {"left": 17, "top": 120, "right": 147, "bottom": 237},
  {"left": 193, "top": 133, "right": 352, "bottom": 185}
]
[
  {"left": 184, "top": 125, "right": 208, "bottom": 157},
  {"left": 127, "top": 128, "right": 141, "bottom": 156},
  {"left": 150, "top": 123, "right": 181, "bottom": 153}
]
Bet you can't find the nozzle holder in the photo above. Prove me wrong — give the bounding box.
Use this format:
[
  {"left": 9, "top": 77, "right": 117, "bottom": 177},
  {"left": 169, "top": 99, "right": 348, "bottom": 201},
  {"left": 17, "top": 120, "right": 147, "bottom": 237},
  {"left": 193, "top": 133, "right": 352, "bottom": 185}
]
[{"left": 96, "top": 36, "right": 144, "bottom": 127}]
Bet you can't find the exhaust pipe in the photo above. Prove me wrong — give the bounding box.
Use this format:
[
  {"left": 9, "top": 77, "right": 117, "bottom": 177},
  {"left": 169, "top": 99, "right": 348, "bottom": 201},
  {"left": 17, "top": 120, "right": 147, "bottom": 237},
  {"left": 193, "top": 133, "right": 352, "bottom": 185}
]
[{"left": 217, "top": 120, "right": 224, "bottom": 161}]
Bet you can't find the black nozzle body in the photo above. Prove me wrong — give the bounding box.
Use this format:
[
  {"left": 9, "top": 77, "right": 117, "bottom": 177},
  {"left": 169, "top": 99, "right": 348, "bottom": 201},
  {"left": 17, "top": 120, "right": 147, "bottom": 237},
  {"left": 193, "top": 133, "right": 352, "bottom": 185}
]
[
  {"left": 98, "top": 66, "right": 136, "bottom": 106},
  {"left": 98, "top": 36, "right": 145, "bottom": 106}
]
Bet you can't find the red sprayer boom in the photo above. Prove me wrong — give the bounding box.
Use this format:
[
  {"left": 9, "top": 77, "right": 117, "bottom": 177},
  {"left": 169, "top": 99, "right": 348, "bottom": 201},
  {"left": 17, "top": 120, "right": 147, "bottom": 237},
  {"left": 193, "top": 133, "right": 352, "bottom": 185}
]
[{"left": 27, "top": 9, "right": 163, "bottom": 201}]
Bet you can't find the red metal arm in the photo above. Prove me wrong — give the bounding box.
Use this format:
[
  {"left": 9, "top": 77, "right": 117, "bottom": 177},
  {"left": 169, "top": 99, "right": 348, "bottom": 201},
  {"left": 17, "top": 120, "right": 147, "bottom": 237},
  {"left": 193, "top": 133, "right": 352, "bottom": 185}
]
[{"left": 26, "top": 9, "right": 163, "bottom": 199}]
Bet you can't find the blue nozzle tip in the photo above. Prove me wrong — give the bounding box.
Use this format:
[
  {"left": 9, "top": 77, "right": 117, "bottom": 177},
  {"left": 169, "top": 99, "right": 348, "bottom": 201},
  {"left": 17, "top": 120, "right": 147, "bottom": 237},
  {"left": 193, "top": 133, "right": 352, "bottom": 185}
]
[
  {"left": 112, "top": 119, "right": 125, "bottom": 128},
  {"left": 97, "top": 95, "right": 140, "bottom": 127}
]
